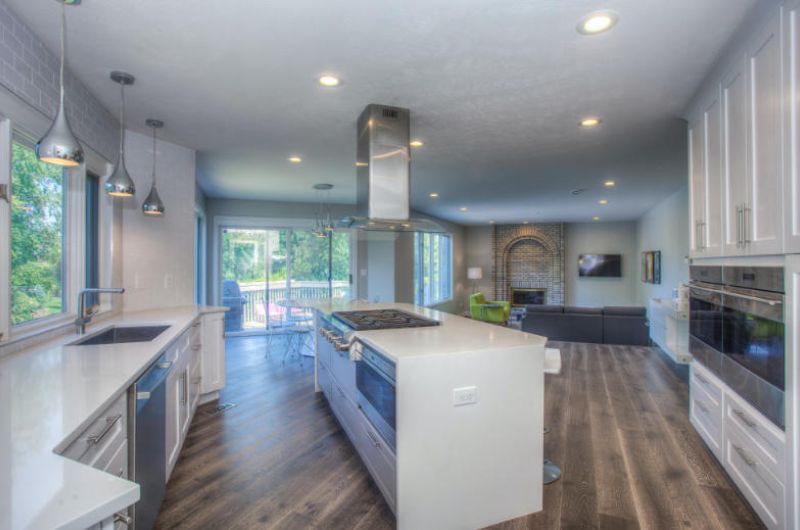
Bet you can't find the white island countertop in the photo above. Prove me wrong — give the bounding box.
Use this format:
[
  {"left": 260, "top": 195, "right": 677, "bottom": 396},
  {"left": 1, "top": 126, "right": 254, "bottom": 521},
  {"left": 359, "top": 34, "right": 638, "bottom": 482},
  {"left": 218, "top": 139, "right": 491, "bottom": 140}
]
[
  {"left": 305, "top": 300, "right": 546, "bottom": 361},
  {"left": 0, "top": 305, "right": 227, "bottom": 530}
]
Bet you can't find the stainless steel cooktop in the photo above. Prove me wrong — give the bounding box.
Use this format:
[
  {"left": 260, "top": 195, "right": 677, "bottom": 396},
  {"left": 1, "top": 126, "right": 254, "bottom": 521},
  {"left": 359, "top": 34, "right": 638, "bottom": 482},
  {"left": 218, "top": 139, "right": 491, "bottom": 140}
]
[{"left": 332, "top": 309, "right": 440, "bottom": 331}]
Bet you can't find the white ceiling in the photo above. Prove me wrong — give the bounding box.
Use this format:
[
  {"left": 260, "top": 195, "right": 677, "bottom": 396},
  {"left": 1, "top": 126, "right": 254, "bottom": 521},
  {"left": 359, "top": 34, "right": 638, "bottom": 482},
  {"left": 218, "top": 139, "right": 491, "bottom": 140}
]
[{"left": 6, "top": 0, "right": 759, "bottom": 224}]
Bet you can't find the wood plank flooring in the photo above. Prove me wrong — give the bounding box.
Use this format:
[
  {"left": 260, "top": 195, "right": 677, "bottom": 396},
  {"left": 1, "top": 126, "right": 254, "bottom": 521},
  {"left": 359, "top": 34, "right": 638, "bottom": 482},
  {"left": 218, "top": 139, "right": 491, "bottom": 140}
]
[{"left": 154, "top": 337, "right": 764, "bottom": 530}]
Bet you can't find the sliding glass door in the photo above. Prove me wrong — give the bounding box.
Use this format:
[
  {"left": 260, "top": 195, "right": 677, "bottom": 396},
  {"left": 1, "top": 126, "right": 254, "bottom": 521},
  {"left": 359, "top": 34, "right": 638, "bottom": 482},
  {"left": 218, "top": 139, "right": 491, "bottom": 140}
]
[{"left": 220, "top": 227, "right": 351, "bottom": 333}]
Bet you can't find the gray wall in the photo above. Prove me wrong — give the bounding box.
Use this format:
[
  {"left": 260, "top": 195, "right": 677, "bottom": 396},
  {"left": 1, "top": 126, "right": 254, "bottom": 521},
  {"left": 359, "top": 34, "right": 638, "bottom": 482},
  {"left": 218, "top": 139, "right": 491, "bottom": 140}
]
[
  {"left": 564, "top": 222, "right": 638, "bottom": 306},
  {"left": 0, "top": 3, "right": 119, "bottom": 161},
  {"left": 635, "top": 185, "right": 690, "bottom": 306}
]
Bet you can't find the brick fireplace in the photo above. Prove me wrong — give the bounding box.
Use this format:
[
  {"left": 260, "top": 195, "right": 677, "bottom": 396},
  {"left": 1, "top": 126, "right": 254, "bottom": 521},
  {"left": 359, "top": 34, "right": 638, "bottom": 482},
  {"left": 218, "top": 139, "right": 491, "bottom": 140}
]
[{"left": 492, "top": 223, "right": 565, "bottom": 305}]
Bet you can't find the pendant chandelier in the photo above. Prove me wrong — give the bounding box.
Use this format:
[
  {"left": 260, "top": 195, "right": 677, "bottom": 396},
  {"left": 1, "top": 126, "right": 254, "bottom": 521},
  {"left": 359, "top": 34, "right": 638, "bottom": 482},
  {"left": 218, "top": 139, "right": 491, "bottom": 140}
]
[
  {"left": 35, "top": 0, "right": 84, "bottom": 167},
  {"left": 142, "top": 119, "right": 165, "bottom": 216},
  {"left": 105, "top": 71, "right": 136, "bottom": 197},
  {"left": 312, "top": 183, "right": 334, "bottom": 238}
]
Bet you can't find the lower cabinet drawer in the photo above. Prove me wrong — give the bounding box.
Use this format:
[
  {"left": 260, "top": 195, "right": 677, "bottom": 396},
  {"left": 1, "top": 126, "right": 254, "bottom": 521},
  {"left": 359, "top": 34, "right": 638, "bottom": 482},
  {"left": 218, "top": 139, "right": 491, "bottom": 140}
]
[
  {"left": 724, "top": 393, "right": 785, "bottom": 483},
  {"left": 690, "top": 379, "right": 722, "bottom": 456},
  {"left": 691, "top": 363, "right": 723, "bottom": 404},
  {"left": 355, "top": 417, "right": 396, "bottom": 513},
  {"left": 317, "top": 360, "right": 332, "bottom": 401},
  {"left": 329, "top": 348, "right": 356, "bottom": 403},
  {"left": 724, "top": 422, "right": 784, "bottom": 530},
  {"left": 61, "top": 392, "right": 127, "bottom": 467}
]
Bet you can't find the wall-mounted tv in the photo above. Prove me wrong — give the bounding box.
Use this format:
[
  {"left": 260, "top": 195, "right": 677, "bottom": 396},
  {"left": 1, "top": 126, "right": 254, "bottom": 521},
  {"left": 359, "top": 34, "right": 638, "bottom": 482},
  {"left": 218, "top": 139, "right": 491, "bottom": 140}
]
[{"left": 578, "top": 254, "right": 622, "bottom": 277}]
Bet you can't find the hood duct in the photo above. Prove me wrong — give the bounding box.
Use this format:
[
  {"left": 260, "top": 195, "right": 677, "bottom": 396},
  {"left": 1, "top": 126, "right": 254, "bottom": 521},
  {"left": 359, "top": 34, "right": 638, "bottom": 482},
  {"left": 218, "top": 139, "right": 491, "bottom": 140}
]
[{"left": 339, "top": 104, "right": 445, "bottom": 233}]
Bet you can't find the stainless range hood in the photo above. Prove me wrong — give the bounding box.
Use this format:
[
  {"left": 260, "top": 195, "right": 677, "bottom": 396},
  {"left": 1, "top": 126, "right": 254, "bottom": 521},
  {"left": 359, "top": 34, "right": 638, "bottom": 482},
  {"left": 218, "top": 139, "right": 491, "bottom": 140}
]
[{"left": 338, "top": 104, "right": 444, "bottom": 233}]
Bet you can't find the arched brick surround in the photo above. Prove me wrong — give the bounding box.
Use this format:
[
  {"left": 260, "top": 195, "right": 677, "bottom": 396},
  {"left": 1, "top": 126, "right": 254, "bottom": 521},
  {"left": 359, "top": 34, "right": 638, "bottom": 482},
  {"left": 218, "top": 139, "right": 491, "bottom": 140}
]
[{"left": 493, "top": 224, "right": 565, "bottom": 303}]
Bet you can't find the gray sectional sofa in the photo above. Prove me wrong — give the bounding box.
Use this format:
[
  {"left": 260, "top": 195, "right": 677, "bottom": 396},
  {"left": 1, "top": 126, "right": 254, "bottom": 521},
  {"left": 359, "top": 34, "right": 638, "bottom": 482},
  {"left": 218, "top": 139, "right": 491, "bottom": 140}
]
[{"left": 521, "top": 305, "right": 649, "bottom": 345}]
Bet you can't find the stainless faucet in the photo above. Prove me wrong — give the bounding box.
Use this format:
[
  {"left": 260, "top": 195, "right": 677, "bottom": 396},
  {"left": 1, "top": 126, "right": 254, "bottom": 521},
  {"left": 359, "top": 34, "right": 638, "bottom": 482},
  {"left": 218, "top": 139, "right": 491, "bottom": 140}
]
[{"left": 76, "top": 288, "right": 125, "bottom": 334}]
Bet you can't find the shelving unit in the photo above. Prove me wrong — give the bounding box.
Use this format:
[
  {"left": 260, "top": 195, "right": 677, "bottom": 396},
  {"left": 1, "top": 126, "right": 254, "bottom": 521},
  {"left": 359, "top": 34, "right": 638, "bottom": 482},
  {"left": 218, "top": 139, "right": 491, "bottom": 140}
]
[{"left": 649, "top": 298, "right": 691, "bottom": 364}]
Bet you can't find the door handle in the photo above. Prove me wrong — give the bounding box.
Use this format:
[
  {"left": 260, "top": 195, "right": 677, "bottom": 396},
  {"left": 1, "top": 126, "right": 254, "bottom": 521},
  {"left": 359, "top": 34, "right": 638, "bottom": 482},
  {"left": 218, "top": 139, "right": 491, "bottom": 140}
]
[{"left": 743, "top": 204, "right": 751, "bottom": 245}]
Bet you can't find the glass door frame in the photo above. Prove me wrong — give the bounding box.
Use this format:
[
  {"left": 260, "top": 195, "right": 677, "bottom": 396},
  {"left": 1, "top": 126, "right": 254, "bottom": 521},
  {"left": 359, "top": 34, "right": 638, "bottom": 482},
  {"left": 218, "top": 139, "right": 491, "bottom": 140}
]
[{"left": 211, "top": 215, "right": 357, "bottom": 336}]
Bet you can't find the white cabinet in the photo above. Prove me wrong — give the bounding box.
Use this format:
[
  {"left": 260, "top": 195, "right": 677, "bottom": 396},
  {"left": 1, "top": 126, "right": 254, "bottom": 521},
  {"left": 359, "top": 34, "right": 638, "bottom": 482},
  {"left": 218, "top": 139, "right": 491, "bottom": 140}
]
[
  {"left": 165, "top": 350, "right": 189, "bottom": 476},
  {"left": 783, "top": 2, "right": 800, "bottom": 252},
  {"left": 690, "top": 363, "right": 790, "bottom": 529},
  {"left": 689, "top": 87, "right": 725, "bottom": 257},
  {"left": 689, "top": 8, "right": 786, "bottom": 257},
  {"left": 201, "top": 313, "right": 225, "bottom": 395},
  {"left": 723, "top": 56, "right": 750, "bottom": 255},
  {"left": 746, "top": 13, "right": 784, "bottom": 255},
  {"left": 689, "top": 112, "right": 707, "bottom": 257}
]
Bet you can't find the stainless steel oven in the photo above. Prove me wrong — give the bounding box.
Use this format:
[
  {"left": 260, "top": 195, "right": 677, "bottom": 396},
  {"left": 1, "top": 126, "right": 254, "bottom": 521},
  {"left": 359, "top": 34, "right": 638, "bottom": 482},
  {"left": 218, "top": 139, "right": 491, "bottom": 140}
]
[
  {"left": 356, "top": 345, "right": 396, "bottom": 451},
  {"left": 689, "top": 266, "right": 785, "bottom": 428}
]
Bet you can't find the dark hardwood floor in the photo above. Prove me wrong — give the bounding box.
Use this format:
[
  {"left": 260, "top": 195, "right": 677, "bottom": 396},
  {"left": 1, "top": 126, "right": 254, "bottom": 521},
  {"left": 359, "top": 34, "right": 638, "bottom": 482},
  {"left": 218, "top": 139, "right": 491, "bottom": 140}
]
[{"left": 155, "top": 336, "right": 764, "bottom": 530}]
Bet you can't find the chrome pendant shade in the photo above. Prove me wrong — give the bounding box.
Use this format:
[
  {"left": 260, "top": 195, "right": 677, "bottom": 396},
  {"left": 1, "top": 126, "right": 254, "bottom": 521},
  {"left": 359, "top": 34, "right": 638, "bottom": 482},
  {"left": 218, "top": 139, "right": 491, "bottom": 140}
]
[
  {"left": 142, "top": 119, "right": 165, "bottom": 216},
  {"left": 36, "top": 1, "right": 84, "bottom": 167},
  {"left": 105, "top": 71, "right": 136, "bottom": 197}
]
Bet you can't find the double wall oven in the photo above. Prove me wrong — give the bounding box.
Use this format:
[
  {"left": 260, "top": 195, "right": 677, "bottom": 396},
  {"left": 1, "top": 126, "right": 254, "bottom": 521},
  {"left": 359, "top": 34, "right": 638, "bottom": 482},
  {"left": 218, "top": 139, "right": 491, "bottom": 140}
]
[{"left": 689, "top": 266, "right": 785, "bottom": 428}]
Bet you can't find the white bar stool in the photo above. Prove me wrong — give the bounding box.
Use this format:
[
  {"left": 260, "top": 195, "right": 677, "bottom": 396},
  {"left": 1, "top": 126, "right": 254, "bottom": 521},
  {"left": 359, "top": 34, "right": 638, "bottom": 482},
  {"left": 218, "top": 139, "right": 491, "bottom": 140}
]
[{"left": 543, "top": 347, "right": 562, "bottom": 484}]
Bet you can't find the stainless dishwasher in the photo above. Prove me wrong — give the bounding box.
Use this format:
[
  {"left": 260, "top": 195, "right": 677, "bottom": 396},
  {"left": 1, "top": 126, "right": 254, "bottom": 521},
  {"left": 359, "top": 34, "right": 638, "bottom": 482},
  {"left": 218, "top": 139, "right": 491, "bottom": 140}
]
[{"left": 131, "top": 353, "right": 171, "bottom": 530}]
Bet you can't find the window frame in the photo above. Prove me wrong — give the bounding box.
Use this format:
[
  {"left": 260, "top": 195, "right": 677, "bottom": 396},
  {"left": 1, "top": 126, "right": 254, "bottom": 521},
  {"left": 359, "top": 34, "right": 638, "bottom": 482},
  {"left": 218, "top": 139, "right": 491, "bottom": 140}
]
[
  {"left": 0, "top": 112, "right": 115, "bottom": 344},
  {"left": 415, "top": 232, "right": 453, "bottom": 306}
]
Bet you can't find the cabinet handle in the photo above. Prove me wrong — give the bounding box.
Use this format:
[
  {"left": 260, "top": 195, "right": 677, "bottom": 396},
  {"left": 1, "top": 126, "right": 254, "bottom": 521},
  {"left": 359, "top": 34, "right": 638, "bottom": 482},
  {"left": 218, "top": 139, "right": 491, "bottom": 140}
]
[
  {"left": 733, "top": 408, "right": 757, "bottom": 429},
  {"left": 114, "top": 512, "right": 132, "bottom": 527},
  {"left": 693, "top": 399, "right": 709, "bottom": 414},
  {"left": 193, "top": 321, "right": 201, "bottom": 328},
  {"left": 86, "top": 414, "right": 121, "bottom": 445},
  {"left": 157, "top": 361, "right": 172, "bottom": 369},
  {"left": 733, "top": 444, "right": 757, "bottom": 467},
  {"left": 366, "top": 429, "right": 382, "bottom": 448},
  {"left": 192, "top": 344, "right": 202, "bottom": 351},
  {"left": 743, "top": 205, "right": 751, "bottom": 245},
  {"left": 182, "top": 373, "right": 189, "bottom": 406},
  {"left": 735, "top": 205, "right": 742, "bottom": 248},
  {"left": 695, "top": 374, "right": 710, "bottom": 387}
]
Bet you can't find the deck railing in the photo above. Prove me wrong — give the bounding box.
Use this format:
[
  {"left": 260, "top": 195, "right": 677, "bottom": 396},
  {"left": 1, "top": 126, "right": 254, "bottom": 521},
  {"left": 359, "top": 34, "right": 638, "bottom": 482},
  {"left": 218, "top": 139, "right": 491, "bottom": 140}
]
[{"left": 236, "top": 281, "right": 350, "bottom": 328}]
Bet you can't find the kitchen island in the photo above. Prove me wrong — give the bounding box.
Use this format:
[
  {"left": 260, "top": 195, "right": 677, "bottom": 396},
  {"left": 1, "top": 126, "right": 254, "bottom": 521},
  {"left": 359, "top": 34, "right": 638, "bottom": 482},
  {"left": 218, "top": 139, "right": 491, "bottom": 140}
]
[{"left": 308, "top": 301, "right": 547, "bottom": 530}]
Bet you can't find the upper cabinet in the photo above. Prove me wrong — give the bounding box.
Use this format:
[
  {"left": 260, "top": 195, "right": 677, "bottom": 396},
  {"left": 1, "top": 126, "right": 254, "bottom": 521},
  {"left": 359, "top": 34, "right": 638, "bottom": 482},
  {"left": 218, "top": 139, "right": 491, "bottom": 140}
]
[
  {"left": 688, "top": 6, "right": 787, "bottom": 258},
  {"left": 688, "top": 87, "right": 724, "bottom": 257},
  {"left": 784, "top": 1, "right": 800, "bottom": 252},
  {"left": 747, "top": 13, "right": 784, "bottom": 255}
]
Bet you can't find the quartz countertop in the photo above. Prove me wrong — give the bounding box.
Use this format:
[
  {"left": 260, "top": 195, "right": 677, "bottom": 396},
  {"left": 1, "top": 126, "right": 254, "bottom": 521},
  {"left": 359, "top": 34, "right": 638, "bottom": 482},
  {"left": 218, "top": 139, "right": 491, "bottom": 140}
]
[
  {"left": 305, "top": 301, "right": 546, "bottom": 361},
  {"left": 0, "top": 305, "right": 227, "bottom": 530}
]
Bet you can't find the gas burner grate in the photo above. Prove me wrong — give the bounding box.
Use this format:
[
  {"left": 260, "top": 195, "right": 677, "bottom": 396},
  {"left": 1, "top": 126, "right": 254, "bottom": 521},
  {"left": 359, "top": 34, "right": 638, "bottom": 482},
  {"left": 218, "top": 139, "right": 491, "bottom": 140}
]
[{"left": 333, "top": 309, "right": 440, "bottom": 331}]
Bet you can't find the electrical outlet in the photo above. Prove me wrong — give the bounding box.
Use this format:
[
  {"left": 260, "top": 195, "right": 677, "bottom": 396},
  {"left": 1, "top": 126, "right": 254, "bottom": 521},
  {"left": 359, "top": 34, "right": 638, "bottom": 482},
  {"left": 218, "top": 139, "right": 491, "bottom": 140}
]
[
  {"left": 453, "top": 386, "right": 478, "bottom": 406},
  {"left": 164, "top": 274, "right": 174, "bottom": 289}
]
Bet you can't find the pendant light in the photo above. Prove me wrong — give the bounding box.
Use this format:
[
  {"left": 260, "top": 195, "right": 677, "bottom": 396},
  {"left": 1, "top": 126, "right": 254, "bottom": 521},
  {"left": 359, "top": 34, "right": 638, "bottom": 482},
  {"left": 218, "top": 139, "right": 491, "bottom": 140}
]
[
  {"left": 35, "top": 0, "right": 84, "bottom": 167},
  {"left": 312, "top": 183, "right": 333, "bottom": 237},
  {"left": 142, "top": 119, "right": 165, "bottom": 216},
  {"left": 105, "top": 71, "right": 136, "bottom": 197}
]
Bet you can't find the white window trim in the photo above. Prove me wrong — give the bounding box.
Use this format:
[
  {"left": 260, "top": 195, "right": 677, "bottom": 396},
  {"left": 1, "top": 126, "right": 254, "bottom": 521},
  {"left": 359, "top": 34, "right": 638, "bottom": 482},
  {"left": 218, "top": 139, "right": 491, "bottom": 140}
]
[{"left": 0, "top": 115, "right": 115, "bottom": 344}]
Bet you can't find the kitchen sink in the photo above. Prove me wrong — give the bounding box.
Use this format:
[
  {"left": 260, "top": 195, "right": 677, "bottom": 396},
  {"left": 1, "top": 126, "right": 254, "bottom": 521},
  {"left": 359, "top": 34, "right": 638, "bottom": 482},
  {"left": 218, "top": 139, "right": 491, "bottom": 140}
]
[{"left": 71, "top": 325, "right": 170, "bottom": 346}]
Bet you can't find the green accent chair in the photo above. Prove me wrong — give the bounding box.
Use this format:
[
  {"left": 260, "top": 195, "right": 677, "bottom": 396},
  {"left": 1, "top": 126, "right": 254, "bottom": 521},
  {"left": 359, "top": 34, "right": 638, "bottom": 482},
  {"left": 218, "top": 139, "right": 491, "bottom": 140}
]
[{"left": 469, "top": 293, "right": 510, "bottom": 324}]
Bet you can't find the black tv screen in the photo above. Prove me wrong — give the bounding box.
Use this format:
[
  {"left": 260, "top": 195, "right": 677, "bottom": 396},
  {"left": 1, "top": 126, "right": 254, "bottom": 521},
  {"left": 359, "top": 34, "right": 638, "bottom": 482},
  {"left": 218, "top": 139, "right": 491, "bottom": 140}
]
[{"left": 578, "top": 254, "right": 622, "bottom": 277}]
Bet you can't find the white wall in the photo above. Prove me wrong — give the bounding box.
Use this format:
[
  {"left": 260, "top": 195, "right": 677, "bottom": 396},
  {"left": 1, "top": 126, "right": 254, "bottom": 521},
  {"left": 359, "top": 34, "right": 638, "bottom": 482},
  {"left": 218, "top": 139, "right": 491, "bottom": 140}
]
[
  {"left": 564, "top": 221, "right": 638, "bottom": 307},
  {"left": 635, "top": 186, "right": 690, "bottom": 306},
  {"left": 121, "top": 130, "right": 197, "bottom": 312}
]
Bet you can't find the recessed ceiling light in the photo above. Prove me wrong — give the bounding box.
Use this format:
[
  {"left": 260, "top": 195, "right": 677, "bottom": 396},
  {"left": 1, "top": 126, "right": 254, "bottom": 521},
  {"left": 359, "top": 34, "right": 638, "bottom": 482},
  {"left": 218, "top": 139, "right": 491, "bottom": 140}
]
[
  {"left": 593, "top": 216, "right": 601, "bottom": 221},
  {"left": 318, "top": 75, "right": 340, "bottom": 87},
  {"left": 410, "top": 139, "right": 424, "bottom": 148},
  {"left": 489, "top": 220, "right": 495, "bottom": 224},
  {"left": 577, "top": 11, "right": 618, "bottom": 35},
  {"left": 580, "top": 117, "right": 601, "bottom": 128},
  {"left": 604, "top": 180, "right": 615, "bottom": 187},
  {"left": 459, "top": 207, "right": 468, "bottom": 212},
  {"left": 598, "top": 199, "right": 609, "bottom": 205},
  {"left": 355, "top": 161, "right": 368, "bottom": 167},
  {"left": 523, "top": 221, "right": 529, "bottom": 225},
  {"left": 289, "top": 156, "right": 302, "bottom": 163},
  {"left": 429, "top": 192, "right": 439, "bottom": 198}
]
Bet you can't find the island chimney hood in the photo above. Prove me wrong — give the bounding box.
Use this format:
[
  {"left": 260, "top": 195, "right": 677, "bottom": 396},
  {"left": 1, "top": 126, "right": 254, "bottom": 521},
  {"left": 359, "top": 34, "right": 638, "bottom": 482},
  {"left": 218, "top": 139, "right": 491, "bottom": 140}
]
[{"left": 338, "top": 104, "right": 444, "bottom": 233}]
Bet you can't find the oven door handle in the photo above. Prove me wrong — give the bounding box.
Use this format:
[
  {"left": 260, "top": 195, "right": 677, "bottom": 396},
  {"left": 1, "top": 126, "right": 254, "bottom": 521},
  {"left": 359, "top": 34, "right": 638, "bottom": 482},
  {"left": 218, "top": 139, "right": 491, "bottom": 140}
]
[
  {"left": 361, "top": 359, "right": 395, "bottom": 386},
  {"left": 690, "top": 284, "right": 782, "bottom": 306}
]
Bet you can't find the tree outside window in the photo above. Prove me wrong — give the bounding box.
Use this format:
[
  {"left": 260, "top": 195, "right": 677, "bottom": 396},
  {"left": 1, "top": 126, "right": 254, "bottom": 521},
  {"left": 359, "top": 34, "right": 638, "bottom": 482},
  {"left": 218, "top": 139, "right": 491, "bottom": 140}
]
[{"left": 11, "top": 142, "right": 66, "bottom": 325}]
